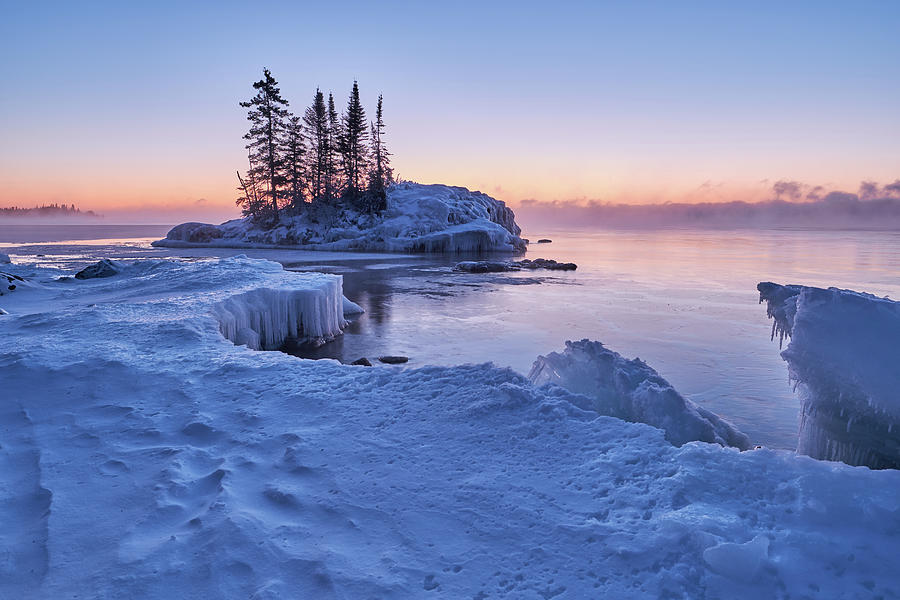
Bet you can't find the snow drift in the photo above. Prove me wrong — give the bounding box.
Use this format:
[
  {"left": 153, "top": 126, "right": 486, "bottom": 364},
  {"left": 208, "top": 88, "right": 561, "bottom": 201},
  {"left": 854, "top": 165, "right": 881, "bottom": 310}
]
[
  {"left": 153, "top": 182, "right": 527, "bottom": 254},
  {"left": 758, "top": 282, "right": 900, "bottom": 469},
  {"left": 2, "top": 258, "right": 900, "bottom": 598},
  {"left": 529, "top": 339, "right": 751, "bottom": 449}
]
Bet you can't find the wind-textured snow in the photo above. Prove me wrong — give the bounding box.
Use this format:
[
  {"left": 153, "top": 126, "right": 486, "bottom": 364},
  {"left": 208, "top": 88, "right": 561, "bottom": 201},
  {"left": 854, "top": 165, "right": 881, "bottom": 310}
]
[
  {"left": 153, "top": 182, "right": 527, "bottom": 254},
  {"left": 1, "top": 259, "right": 900, "bottom": 598},
  {"left": 529, "top": 339, "right": 751, "bottom": 449},
  {"left": 759, "top": 282, "right": 900, "bottom": 469}
]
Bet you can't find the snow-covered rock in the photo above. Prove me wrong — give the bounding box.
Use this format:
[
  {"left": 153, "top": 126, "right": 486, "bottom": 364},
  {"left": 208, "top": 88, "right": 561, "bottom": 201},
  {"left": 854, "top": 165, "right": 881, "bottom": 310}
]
[
  {"left": 153, "top": 182, "right": 527, "bottom": 254},
  {"left": 759, "top": 282, "right": 900, "bottom": 469},
  {"left": 74, "top": 258, "right": 121, "bottom": 279},
  {"left": 529, "top": 339, "right": 751, "bottom": 449}
]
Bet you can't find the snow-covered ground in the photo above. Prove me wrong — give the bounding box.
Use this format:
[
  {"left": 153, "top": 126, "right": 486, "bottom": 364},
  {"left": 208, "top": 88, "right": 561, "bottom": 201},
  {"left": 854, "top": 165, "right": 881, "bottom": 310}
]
[
  {"left": 2, "top": 255, "right": 900, "bottom": 598},
  {"left": 759, "top": 282, "right": 900, "bottom": 469},
  {"left": 153, "top": 183, "right": 527, "bottom": 254}
]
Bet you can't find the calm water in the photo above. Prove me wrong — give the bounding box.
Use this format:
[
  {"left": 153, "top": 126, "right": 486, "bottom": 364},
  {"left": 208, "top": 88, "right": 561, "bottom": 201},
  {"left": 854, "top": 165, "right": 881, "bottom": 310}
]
[{"left": 3, "top": 223, "right": 899, "bottom": 450}]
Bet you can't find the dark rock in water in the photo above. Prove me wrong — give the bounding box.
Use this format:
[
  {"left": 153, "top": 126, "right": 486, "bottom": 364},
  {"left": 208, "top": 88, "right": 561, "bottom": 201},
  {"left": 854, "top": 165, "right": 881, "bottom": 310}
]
[
  {"left": 455, "top": 261, "right": 516, "bottom": 273},
  {"left": 455, "top": 258, "right": 577, "bottom": 273},
  {"left": 378, "top": 356, "right": 409, "bottom": 364},
  {"left": 351, "top": 357, "right": 373, "bottom": 366},
  {"left": 513, "top": 258, "right": 577, "bottom": 271},
  {"left": 75, "top": 259, "right": 120, "bottom": 280},
  {"left": 537, "top": 239, "right": 552, "bottom": 243}
]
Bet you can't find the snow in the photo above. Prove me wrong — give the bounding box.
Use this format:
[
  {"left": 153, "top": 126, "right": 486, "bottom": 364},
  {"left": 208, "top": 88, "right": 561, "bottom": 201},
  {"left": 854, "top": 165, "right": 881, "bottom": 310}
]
[
  {"left": 153, "top": 182, "right": 527, "bottom": 254},
  {"left": 529, "top": 339, "right": 751, "bottom": 449},
  {"left": 759, "top": 282, "right": 900, "bottom": 469},
  {"left": 1, "top": 258, "right": 899, "bottom": 598},
  {"left": 0, "top": 252, "right": 10, "bottom": 264}
]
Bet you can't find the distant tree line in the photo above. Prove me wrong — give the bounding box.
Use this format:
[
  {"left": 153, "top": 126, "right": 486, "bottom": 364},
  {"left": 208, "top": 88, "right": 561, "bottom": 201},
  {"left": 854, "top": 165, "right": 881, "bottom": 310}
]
[
  {"left": 236, "top": 68, "right": 394, "bottom": 224},
  {"left": 0, "top": 203, "right": 98, "bottom": 217}
]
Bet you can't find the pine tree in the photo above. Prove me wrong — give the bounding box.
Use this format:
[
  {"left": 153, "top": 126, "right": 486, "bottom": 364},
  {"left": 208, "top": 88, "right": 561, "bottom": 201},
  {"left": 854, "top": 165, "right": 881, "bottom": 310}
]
[
  {"left": 339, "top": 81, "right": 369, "bottom": 201},
  {"left": 283, "top": 114, "right": 306, "bottom": 210},
  {"left": 238, "top": 68, "right": 290, "bottom": 218},
  {"left": 367, "top": 93, "right": 393, "bottom": 211},
  {"left": 325, "top": 93, "right": 341, "bottom": 201},
  {"left": 303, "top": 89, "right": 328, "bottom": 202}
]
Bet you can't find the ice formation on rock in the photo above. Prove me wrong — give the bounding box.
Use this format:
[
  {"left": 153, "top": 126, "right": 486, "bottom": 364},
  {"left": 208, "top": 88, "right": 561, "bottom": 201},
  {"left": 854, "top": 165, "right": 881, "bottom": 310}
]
[
  {"left": 212, "top": 284, "right": 347, "bottom": 351},
  {"left": 153, "top": 182, "right": 527, "bottom": 254},
  {"left": 529, "top": 339, "right": 751, "bottom": 449},
  {"left": 759, "top": 282, "right": 900, "bottom": 469}
]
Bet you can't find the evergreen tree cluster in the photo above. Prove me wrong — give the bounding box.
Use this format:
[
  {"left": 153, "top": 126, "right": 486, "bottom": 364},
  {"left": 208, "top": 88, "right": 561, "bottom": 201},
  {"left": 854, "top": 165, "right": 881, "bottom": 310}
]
[
  {"left": 236, "top": 69, "right": 393, "bottom": 224},
  {"left": 0, "top": 203, "right": 98, "bottom": 217}
]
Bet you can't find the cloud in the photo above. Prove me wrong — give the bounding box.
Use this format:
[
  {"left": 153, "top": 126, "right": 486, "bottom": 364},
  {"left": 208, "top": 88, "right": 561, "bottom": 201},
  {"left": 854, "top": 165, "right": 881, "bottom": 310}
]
[
  {"left": 859, "top": 181, "right": 881, "bottom": 201},
  {"left": 513, "top": 179, "right": 900, "bottom": 230},
  {"left": 772, "top": 180, "right": 803, "bottom": 201}
]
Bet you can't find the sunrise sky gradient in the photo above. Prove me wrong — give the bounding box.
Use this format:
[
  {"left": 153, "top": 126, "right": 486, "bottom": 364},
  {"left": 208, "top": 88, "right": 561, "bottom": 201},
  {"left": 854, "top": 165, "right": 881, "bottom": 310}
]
[{"left": 2, "top": 1, "right": 898, "bottom": 222}]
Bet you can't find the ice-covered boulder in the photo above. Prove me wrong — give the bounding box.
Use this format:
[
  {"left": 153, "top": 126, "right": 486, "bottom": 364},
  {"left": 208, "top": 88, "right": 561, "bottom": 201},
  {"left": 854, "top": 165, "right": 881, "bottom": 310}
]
[
  {"left": 162, "top": 222, "right": 224, "bottom": 244},
  {"left": 758, "top": 282, "right": 900, "bottom": 469},
  {"left": 153, "top": 182, "right": 527, "bottom": 254},
  {"left": 528, "top": 339, "right": 751, "bottom": 449}
]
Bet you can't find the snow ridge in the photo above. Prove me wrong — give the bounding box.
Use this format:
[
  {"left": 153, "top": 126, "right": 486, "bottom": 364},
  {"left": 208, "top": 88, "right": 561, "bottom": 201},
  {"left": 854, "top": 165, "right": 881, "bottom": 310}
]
[
  {"left": 759, "top": 282, "right": 900, "bottom": 469},
  {"left": 529, "top": 339, "right": 751, "bottom": 449}
]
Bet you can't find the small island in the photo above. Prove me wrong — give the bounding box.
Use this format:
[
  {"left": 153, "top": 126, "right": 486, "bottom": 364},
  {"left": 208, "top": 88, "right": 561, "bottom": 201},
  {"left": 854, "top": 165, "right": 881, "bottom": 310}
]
[{"left": 154, "top": 70, "right": 526, "bottom": 254}]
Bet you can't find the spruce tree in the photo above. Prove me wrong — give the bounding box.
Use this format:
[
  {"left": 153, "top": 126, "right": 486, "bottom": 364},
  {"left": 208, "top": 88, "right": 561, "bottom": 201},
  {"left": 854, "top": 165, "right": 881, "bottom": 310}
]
[
  {"left": 339, "top": 81, "right": 369, "bottom": 201},
  {"left": 325, "top": 93, "right": 341, "bottom": 201},
  {"left": 239, "top": 68, "right": 290, "bottom": 217},
  {"left": 303, "top": 89, "right": 328, "bottom": 202},
  {"left": 367, "top": 93, "right": 393, "bottom": 211},
  {"left": 283, "top": 114, "right": 306, "bottom": 210}
]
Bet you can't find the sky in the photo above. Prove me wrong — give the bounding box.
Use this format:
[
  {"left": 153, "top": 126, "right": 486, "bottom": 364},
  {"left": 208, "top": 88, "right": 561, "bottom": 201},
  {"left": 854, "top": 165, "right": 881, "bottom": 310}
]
[{"left": 1, "top": 0, "right": 898, "bottom": 223}]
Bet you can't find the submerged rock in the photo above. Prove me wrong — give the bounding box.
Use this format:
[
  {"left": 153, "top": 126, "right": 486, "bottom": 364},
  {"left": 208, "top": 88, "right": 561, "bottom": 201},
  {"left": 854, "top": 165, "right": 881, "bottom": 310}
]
[
  {"left": 515, "top": 258, "right": 576, "bottom": 271},
  {"left": 454, "top": 257, "right": 577, "bottom": 273},
  {"left": 536, "top": 239, "right": 552, "bottom": 243},
  {"left": 378, "top": 356, "right": 409, "bottom": 364},
  {"left": 455, "top": 261, "right": 516, "bottom": 273},
  {"left": 75, "top": 259, "right": 120, "bottom": 280}
]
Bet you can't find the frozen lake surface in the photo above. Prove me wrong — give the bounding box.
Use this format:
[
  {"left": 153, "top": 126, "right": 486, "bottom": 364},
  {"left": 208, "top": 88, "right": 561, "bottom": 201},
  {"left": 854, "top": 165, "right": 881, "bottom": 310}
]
[{"left": 3, "top": 223, "right": 898, "bottom": 449}]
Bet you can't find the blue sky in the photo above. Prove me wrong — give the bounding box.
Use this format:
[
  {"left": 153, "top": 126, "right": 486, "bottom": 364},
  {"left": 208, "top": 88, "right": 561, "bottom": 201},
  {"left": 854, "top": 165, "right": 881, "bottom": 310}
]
[{"left": 1, "top": 0, "right": 898, "bottom": 220}]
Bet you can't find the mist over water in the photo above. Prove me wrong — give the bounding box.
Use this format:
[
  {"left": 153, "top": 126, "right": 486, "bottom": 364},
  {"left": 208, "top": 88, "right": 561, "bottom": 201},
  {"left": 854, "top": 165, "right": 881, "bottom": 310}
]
[{"left": 3, "top": 224, "right": 899, "bottom": 450}]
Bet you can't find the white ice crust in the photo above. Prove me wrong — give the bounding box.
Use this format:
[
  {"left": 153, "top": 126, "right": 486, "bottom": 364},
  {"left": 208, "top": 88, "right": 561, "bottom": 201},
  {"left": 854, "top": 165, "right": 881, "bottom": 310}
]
[
  {"left": 0, "top": 260, "right": 899, "bottom": 598},
  {"left": 529, "top": 339, "right": 751, "bottom": 449},
  {"left": 153, "top": 182, "right": 527, "bottom": 254},
  {"left": 759, "top": 282, "right": 900, "bottom": 468}
]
